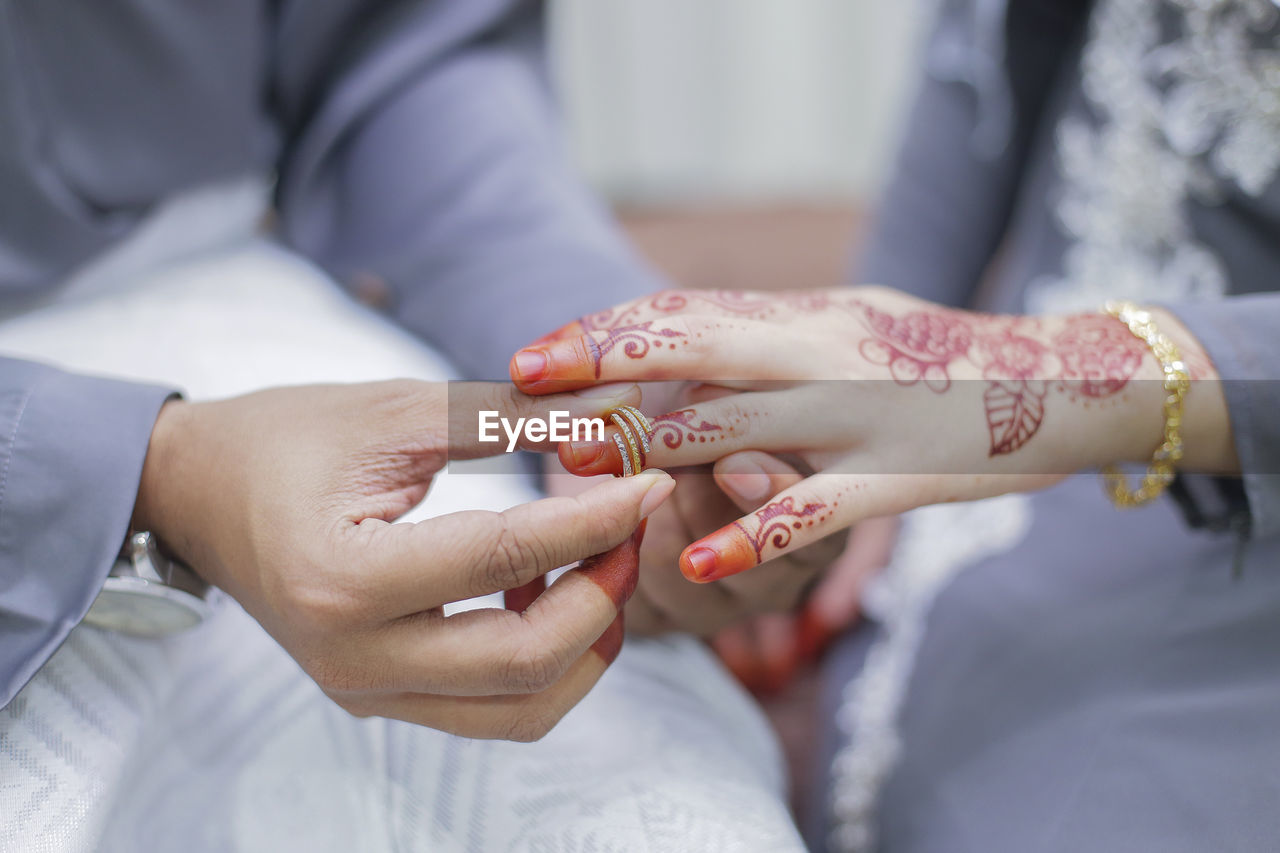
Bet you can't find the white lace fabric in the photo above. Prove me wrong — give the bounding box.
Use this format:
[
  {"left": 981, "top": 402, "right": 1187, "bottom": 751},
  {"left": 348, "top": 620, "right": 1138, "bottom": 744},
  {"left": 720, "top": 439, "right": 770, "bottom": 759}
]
[{"left": 0, "top": 185, "right": 803, "bottom": 852}]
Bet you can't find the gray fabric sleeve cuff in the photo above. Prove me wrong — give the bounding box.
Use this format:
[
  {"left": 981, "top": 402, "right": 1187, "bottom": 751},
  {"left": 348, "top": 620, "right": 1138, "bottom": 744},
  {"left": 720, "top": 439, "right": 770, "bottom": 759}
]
[
  {"left": 0, "top": 358, "right": 177, "bottom": 707},
  {"left": 1166, "top": 296, "right": 1280, "bottom": 540}
]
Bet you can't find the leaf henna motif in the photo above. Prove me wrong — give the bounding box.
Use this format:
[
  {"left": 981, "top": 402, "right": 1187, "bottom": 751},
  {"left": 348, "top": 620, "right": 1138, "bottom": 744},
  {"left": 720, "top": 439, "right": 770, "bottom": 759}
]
[
  {"left": 651, "top": 409, "right": 725, "bottom": 450},
  {"left": 984, "top": 380, "right": 1049, "bottom": 456},
  {"left": 735, "top": 497, "right": 828, "bottom": 561}
]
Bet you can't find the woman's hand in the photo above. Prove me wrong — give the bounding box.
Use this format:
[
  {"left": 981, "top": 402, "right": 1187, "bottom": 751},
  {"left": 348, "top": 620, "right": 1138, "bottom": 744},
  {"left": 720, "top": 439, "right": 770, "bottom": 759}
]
[
  {"left": 541, "top": 449, "right": 844, "bottom": 637},
  {"left": 712, "top": 516, "right": 898, "bottom": 695},
  {"left": 625, "top": 451, "right": 844, "bottom": 636},
  {"left": 131, "top": 380, "right": 674, "bottom": 741},
  {"left": 511, "top": 287, "right": 1235, "bottom": 583}
]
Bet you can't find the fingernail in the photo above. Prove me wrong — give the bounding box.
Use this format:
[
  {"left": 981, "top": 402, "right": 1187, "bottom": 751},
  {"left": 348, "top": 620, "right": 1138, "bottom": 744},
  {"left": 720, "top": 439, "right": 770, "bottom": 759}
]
[
  {"left": 726, "top": 469, "right": 771, "bottom": 501},
  {"left": 511, "top": 349, "right": 549, "bottom": 383},
  {"left": 572, "top": 382, "right": 639, "bottom": 403},
  {"left": 638, "top": 471, "right": 675, "bottom": 518},
  {"left": 563, "top": 440, "right": 607, "bottom": 469},
  {"left": 682, "top": 546, "right": 720, "bottom": 582}
]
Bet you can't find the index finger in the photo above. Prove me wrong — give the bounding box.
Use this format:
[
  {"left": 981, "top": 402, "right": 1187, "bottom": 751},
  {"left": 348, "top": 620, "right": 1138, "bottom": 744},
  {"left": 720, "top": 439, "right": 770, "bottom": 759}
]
[
  {"left": 349, "top": 470, "right": 674, "bottom": 613},
  {"left": 510, "top": 319, "right": 796, "bottom": 395}
]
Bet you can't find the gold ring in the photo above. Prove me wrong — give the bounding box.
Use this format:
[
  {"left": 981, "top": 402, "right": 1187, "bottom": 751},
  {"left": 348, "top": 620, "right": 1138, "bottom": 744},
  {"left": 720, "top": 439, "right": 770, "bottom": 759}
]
[
  {"left": 605, "top": 405, "right": 652, "bottom": 477},
  {"left": 612, "top": 405, "right": 653, "bottom": 453},
  {"left": 610, "top": 432, "right": 635, "bottom": 477},
  {"left": 610, "top": 413, "right": 645, "bottom": 476}
]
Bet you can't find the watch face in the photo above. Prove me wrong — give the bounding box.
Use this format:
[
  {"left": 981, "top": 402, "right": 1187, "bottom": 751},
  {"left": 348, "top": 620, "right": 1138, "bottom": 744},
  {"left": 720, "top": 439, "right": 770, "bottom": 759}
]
[{"left": 83, "top": 579, "right": 208, "bottom": 637}]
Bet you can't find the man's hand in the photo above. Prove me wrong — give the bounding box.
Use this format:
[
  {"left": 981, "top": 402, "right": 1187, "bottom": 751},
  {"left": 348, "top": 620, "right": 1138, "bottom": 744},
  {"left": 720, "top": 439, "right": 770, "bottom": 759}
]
[{"left": 131, "top": 380, "right": 674, "bottom": 741}]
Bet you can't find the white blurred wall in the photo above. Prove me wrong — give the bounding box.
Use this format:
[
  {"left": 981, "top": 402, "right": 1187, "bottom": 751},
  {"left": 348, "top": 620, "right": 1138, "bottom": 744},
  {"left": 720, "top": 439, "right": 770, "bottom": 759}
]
[{"left": 549, "top": 0, "right": 927, "bottom": 204}]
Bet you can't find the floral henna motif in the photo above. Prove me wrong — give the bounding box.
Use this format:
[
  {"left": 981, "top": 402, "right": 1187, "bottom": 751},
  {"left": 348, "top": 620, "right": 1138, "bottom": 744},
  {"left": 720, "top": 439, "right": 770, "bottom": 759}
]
[
  {"left": 1052, "top": 314, "right": 1145, "bottom": 398},
  {"left": 733, "top": 497, "right": 829, "bottom": 562},
  {"left": 651, "top": 409, "right": 725, "bottom": 450},
  {"left": 850, "top": 301, "right": 974, "bottom": 392},
  {"left": 975, "top": 326, "right": 1050, "bottom": 380}
]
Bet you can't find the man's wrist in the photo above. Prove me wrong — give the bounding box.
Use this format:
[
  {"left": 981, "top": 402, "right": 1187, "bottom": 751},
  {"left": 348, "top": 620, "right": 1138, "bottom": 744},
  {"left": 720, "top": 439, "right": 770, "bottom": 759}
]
[{"left": 131, "top": 398, "right": 189, "bottom": 551}]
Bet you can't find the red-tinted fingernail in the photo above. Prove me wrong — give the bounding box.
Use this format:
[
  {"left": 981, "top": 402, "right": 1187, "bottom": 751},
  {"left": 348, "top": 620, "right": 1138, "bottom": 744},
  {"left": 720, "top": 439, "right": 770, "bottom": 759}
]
[
  {"left": 511, "top": 349, "right": 549, "bottom": 383},
  {"left": 682, "top": 547, "right": 720, "bottom": 583}
]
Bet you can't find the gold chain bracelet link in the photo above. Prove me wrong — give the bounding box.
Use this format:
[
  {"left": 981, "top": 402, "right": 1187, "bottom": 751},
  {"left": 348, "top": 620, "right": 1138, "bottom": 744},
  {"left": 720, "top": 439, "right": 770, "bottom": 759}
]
[{"left": 1098, "top": 300, "right": 1191, "bottom": 508}]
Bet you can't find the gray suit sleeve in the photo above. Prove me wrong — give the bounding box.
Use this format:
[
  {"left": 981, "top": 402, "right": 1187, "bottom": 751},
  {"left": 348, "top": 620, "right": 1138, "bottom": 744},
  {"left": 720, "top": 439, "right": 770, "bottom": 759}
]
[
  {"left": 1167, "top": 296, "right": 1280, "bottom": 540},
  {"left": 857, "top": 0, "right": 1089, "bottom": 306},
  {"left": 274, "top": 0, "right": 661, "bottom": 380},
  {"left": 0, "top": 357, "right": 175, "bottom": 707}
]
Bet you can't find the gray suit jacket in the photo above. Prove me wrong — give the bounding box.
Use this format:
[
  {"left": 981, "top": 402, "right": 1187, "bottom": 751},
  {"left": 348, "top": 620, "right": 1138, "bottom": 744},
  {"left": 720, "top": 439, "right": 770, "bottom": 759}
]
[{"left": 0, "top": 0, "right": 658, "bottom": 706}]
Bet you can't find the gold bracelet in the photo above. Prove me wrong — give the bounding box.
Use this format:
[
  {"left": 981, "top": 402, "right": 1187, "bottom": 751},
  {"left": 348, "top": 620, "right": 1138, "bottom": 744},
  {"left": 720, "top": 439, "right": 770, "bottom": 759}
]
[{"left": 1099, "top": 300, "right": 1191, "bottom": 508}]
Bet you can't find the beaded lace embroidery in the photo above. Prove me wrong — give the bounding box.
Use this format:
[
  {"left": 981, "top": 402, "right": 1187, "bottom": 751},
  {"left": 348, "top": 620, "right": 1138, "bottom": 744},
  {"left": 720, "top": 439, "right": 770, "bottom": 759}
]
[{"left": 1028, "top": 0, "right": 1280, "bottom": 314}]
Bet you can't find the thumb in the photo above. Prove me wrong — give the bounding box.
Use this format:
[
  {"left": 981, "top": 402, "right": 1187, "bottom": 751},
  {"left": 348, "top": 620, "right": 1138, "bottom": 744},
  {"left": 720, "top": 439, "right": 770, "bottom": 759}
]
[{"left": 712, "top": 451, "right": 806, "bottom": 512}]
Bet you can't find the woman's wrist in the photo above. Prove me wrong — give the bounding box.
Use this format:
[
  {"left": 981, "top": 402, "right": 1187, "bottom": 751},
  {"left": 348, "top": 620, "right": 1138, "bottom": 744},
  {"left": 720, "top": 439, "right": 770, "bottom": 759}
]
[
  {"left": 1029, "top": 306, "right": 1237, "bottom": 476},
  {"left": 1142, "top": 307, "right": 1238, "bottom": 474}
]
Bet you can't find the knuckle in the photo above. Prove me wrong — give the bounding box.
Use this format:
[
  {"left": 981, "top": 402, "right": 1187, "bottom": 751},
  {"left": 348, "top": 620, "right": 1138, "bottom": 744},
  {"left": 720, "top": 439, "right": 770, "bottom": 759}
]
[
  {"left": 577, "top": 497, "right": 629, "bottom": 548},
  {"left": 274, "top": 574, "right": 367, "bottom": 635},
  {"left": 503, "top": 708, "right": 560, "bottom": 743},
  {"left": 481, "top": 516, "right": 550, "bottom": 594},
  {"left": 307, "top": 655, "right": 366, "bottom": 694},
  {"left": 499, "top": 640, "right": 565, "bottom": 693}
]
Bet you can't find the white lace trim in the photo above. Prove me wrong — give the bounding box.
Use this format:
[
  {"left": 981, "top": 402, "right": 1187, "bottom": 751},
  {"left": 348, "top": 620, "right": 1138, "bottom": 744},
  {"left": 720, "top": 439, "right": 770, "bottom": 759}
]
[{"left": 828, "top": 495, "right": 1033, "bottom": 853}]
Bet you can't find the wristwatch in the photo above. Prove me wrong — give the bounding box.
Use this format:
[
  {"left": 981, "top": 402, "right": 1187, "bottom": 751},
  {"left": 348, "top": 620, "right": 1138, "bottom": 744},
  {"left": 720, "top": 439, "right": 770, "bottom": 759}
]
[{"left": 83, "top": 531, "right": 215, "bottom": 637}]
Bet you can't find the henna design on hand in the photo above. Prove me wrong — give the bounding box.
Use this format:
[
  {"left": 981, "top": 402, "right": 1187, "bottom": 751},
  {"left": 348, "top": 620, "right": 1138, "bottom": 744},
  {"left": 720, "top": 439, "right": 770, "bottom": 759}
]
[
  {"left": 1052, "top": 314, "right": 1145, "bottom": 398},
  {"left": 849, "top": 300, "right": 974, "bottom": 392},
  {"left": 984, "top": 380, "right": 1050, "bottom": 456},
  {"left": 651, "top": 409, "right": 726, "bottom": 450},
  {"left": 845, "top": 302, "right": 1156, "bottom": 458},
  {"left": 580, "top": 289, "right": 833, "bottom": 334},
  {"left": 735, "top": 497, "right": 829, "bottom": 562},
  {"left": 590, "top": 322, "right": 688, "bottom": 377},
  {"left": 580, "top": 291, "right": 691, "bottom": 332},
  {"left": 972, "top": 325, "right": 1053, "bottom": 456}
]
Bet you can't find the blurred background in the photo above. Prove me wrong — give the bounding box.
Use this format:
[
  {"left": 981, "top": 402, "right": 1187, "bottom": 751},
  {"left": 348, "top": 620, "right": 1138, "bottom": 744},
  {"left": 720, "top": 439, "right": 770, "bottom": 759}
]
[
  {"left": 548, "top": 0, "right": 930, "bottom": 812},
  {"left": 549, "top": 0, "right": 928, "bottom": 291}
]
